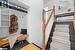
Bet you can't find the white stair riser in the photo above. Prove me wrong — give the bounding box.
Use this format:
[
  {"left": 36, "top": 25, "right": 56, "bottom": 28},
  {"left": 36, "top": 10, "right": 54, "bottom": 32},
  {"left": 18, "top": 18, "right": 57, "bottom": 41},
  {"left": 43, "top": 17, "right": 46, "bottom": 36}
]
[
  {"left": 53, "top": 32, "right": 69, "bottom": 37},
  {"left": 50, "top": 42, "right": 70, "bottom": 50},
  {"left": 52, "top": 38, "right": 70, "bottom": 46},
  {"left": 50, "top": 46, "right": 57, "bottom": 50},
  {"left": 55, "top": 25, "right": 69, "bottom": 27},
  {"left": 56, "top": 20, "right": 73, "bottom": 22},
  {"left": 52, "top": 36, "right": 70, "bottom": 41},
  {"left": 55, "top": 25, "right": 69, "bottom": 28},
  {"left": 55, "top": 27, "right": 69, "bottom": 30},
  {"left": 55, "top": 28, "right": 69, "bottom": 31}
]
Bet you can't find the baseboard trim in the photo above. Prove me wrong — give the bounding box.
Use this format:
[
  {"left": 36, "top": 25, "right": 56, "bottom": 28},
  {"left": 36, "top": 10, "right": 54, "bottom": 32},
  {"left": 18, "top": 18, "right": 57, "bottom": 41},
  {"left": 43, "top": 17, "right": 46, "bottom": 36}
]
[{"left": 32, "top": 43, "right": 42, "bottom": 49}]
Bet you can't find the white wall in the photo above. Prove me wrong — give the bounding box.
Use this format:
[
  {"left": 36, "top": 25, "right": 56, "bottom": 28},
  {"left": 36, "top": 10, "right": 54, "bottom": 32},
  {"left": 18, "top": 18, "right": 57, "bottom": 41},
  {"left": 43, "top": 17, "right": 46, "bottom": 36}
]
[
  {"left": 18, "top": 0, "right": 43, "bottom": 47},
  {"left": 44, "top": 0, "right": 74, "bottom": 14}
]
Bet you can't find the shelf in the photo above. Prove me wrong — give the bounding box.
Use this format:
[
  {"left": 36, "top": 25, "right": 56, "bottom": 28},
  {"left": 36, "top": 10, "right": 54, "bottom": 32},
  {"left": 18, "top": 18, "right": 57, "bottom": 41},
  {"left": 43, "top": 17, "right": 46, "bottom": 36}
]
[
  {"left": 0, "top": 6, "right": 8, "bottom": 9},
  {"left": 1, "top": 12, "right": 9, "bottom": 15},
  {"left": 0, "top": 1, "right": 28, "bottom": 13},
  {"left": 1, "top": 16, "right": 9, "bottom": 21},
  {"left": 0, "top": 27, "right": 9, "bottom": 33},
  {"left": 1, "top": 21, "right": 10, "bottom": 27},
  {"left": 1, "top": 18, "right": 9, "bottom": 22},
  {"left": 0, "top": 26, "right": 9, "bottom": 28},
  {"left": 1, "top": 19, "right": 9, "bottom": 21},
  {"left": 0, "top": 5, "right": 10, "bottom": 28}
]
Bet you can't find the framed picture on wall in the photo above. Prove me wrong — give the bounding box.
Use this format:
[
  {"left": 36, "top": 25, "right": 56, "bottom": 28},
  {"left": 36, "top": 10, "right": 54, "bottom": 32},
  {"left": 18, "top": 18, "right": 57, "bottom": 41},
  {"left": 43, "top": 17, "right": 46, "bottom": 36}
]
[{"left": 56, "top": 0, "right": 70, "bottom": 14}]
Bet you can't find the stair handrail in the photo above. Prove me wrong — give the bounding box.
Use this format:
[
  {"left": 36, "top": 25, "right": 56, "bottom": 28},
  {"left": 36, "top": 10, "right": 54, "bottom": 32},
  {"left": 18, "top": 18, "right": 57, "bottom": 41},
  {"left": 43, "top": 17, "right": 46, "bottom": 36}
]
[
  {"left": 73, "top": 0, "right": 75, "bottom": 30},
  {"left": 42, "top": 6, "right": 55, "bottom": 50}
]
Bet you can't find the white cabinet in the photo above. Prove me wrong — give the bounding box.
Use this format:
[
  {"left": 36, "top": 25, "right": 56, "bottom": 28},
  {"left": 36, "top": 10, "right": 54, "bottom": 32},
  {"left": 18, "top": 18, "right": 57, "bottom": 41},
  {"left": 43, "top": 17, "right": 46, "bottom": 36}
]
[
  {"left": 0, "top": 8, "right": 1, "bottom": 27},
  {"left": 0, "top": 7, "right": 9, "bottom": 38},
  {"left": 0, "top": 8, "right": 9, "bottom": 27},
  {"left": 0, "top": 0, "right": 28, "bottom": 38}
]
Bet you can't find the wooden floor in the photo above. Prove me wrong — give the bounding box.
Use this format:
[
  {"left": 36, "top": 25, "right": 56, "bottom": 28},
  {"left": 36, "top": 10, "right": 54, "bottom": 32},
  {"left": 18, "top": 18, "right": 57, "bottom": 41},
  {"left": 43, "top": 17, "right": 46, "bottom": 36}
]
[{"left": 20, "top": 43, "right": 41, "bottom": 50}]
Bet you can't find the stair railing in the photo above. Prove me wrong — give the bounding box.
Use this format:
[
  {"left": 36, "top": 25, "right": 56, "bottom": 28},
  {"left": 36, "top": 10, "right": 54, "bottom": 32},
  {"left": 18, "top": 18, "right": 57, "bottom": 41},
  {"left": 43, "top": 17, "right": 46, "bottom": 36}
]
[
  {"left": 73, "top": 0, "right": 75, "bottom": 30},
  {"left": 42, "top": 6, "right": 55, "bottom": 50}
]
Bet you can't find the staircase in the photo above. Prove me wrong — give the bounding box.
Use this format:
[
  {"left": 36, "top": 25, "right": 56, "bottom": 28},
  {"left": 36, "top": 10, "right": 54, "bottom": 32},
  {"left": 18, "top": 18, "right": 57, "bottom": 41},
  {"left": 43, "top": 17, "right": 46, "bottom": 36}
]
[
  {"left": 43, "top": 5, "right": 75, "bottom": 50},
  {"left": 50, "top": 23, "right": 70, "bottom": 50},
  {"left": 46, "top": 16, "right": 75, "bottom": 50}
]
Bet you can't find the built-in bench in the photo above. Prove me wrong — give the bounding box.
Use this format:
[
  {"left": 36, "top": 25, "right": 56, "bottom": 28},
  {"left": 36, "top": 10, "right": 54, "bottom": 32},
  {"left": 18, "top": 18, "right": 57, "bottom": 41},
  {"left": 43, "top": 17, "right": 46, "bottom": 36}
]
[
  {"left": 0, "top": 29, "right": 28, "bottom": 50},
  {"left": 0, "top": 34, "right": 28, "bottom": 47}
]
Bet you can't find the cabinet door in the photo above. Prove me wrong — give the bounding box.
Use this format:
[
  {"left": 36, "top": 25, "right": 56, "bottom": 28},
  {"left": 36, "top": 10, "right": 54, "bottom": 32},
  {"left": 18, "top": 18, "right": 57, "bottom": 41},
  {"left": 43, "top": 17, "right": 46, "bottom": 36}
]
[
  {"left": 0, "top": 8, "right": 9, "bottom": 38},
  {"left": 0, "top": 8, "right": 1, "bottom": 27}
]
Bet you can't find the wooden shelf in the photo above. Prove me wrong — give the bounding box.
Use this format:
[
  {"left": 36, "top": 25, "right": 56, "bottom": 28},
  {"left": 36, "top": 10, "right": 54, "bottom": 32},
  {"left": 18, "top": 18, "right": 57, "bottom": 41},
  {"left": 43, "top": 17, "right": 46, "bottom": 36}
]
[
  {"left": 0, "top": 34, "right": 28, "bottom": 47},
  {"left": 0, "top": 26, "right": 9, "bottom": 28},
  {"left": 0, "top": 39, "right": 9, "bottom": 46}
]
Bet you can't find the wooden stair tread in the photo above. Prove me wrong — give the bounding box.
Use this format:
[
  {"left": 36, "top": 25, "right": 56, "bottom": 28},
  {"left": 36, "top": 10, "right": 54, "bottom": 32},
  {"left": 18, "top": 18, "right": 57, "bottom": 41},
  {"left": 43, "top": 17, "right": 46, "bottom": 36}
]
[
  {"left": 20, "top": 43, "right": 41, "bottom": 50},
  {"left": 51, "top": 41, "right": 70, "bottom": 50}
]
